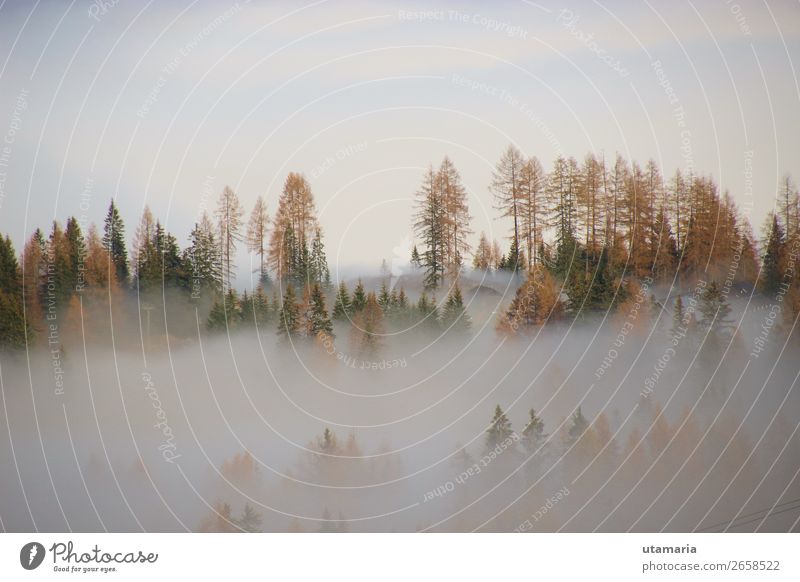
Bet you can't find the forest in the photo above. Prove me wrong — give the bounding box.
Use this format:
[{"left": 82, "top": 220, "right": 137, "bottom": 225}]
[{"left": 1, "top": 144, "right": 799, "bottom": 532}]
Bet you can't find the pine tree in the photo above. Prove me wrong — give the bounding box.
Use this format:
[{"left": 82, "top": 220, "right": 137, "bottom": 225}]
[
  {"left": 102, "top": 199, "right": 129, "bottom": 285},
  {"left": 671, "top": 295, "right": 685, "bottom": 341},
  {"left": 277, "top": 284, "right": 302, "bottom": 338},
  {"left": 184, "top": 213, "right": 223, "bottom": 299},
  {"left": 0, "top": 236, "right": 29, "bottom": 350},
  {"left": 521, "top": 408, "right": 547, "bottom": 454},
  {"left": 309, "top": 227, "right": 331, "bottom": 289},
  {"left": 699, "top": 281, "right": 733, "bottom": 339},
  {"left": 410, "top": 245, "right": 422, "bottom": 268},
  {"left": 486, "top": 405, "right": 514, "bottom": 451},
  {"left": 207, "top": 288, "right": 241, "bottom": 331},
  {"left": 377, "top": 281, "right": 392, "bottom": 312},
  {"left": 306, "top": 282, "right": 334, "bottom": 340},
  {"left": 440, "top": 284, "right": 471, "bottom": 333},
  {"left": 332, "top": 281, "right": 351, "bottom": 320},
  {"left": 567, "top": 407, "right": 589, "bottom": 446},
  {"left": 351, "top": 279, "right": 367, "bottom": 312},
  {"left": 761, "top": 213, "right": 785, "bottom": 295}
]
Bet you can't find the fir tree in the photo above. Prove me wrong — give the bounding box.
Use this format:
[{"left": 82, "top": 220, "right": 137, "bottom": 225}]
[
  {"left": 567, "top": 407, "right": 589, "bottom": 446},
  {"left": 306, "top": 283, "right": 334, "bottom": 339},
  {"left": 0, "top": 236, "right": 29, "bottom": 349},
  {"left": 102, "top": 199, "right": 129, "bottom": 285},
  {"left": 277, "top": 284, "right": 302, "bottom": 338},
  {"left": 309, "top": 227, "right": 331, "bottom": 289},
  {"left": 207, "top": 289, "right": 241, "bottom": 331},
  {"left": 410, "top": 245, "right": 422, "bottom": 268},
  {"left": 440, "top": 284, "right": 471, "bottom": 333},
  {"left": 332, "top": 281, "right": 351, "bottom": 320},
  {"left": 521, "top": 408, "right": 547, "bottom": 454},
  {"left": 486, "top": 405, "right": 514, "bottom": 451},
  {"left": 761, "top": 213, "right": 785, "bottom": 295},
  {"left": 351, "top": 279, "right": 367, "bottom": 312}
]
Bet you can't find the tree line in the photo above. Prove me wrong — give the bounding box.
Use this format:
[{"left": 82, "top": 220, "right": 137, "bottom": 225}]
[{"left": 0, "top": 147, "right": 798, "bottom": 350}]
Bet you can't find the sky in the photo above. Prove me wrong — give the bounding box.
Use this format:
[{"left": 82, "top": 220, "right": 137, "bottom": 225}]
[{"left": 0, "top": 0, "right": 799, "bottom": 284}]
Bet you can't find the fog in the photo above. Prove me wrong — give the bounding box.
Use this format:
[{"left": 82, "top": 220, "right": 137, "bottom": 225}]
[{"left": 1, "top": 274, "right": 799, "bottom": 532}]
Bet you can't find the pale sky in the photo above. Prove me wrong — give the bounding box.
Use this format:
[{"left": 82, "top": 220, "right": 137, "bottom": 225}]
[{"left": 0, "top": 0, "right": 799, "bottom": 284}]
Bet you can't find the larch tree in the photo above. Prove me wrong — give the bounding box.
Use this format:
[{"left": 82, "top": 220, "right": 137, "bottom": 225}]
[
  {"left": 246, "top": 195, "right": 270, "bottom": 286},
  {"left": 472, "top": 231, "right": 494, "bottom": 271},
  {"left": 216, "top": 185, "right": 244, "bottom": 290},
  {"left": 268, "top": 172, "right": 319, "bottom": 283},
  {"left": 438, "top": 157, "right": 472, "bottom": 277},
  {"left": 519, "top": 155, "right": 547, "bottom": 270},
  {"left": 413, "top": 165, "right": 446, "bottom": 289},
  {"left": 491, "top": 144, "right": 526, "bottom": 269}
]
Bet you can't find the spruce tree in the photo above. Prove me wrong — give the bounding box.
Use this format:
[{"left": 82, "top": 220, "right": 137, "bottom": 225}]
[
  {"left": 0, "top": 236, "right": 28, "bottom": 349},
  {"left": 102, "top": 199, "right": 129, "bottom": 285},
  {"left": 521, "top": 408, "right": 547, "bottom": 454},
  {"left": 307, "top": 282, "right": 334, "bottom": 339},
  {"left": 567, "top": 407, "right": 589, "bottom": 446},
  {"left": 761, "top": 213, "right": 785, "bottom": 295},
  {"left": 440, "top": 284, "right": 471, "bottom": 333},
  {"left": 277, "top": 284, "right": 302, "bottom": 338},
  {"left": 332, "top": 281, "right": 351, "bottom": 320},
  {"left": 351, "top": 279, "right": 367, "bottom": 312},
  {"left": 486, "top": 405, "right": 514, "bottom": 451}
]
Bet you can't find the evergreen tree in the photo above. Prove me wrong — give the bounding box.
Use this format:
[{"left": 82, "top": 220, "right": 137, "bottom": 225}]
[
  {"left": 567, "top": 407, "right": 589, "bottom": 446},
  {"left": 309, "top": 227, "right": 331, "bottom": 289},
  {"left": 521, "top": 408, "right": 547, "bottom": 454},
  {"left": 277, "top": 284, "right": 302, "bottom": 338},
  {"left": 761, "top": 213, "right": 785, "bottom": 295},
  {"left": 102, "top": 199, "right": 129, "bottom": 285},
  {"left": 332, "top": 281, "right": 351, "bottom": 320},
  {"left": 207, "top": 288, "right": 241, "bottom": 331},
  {"left": 306, "top": 282, "right": 334, "bottom": 339},
  {"left": 377, "top": 281, "right": 392, "bottom": 312},
  {"left": 184, "top": 213, "right": 223, "bottom": 299},
  {"left": 699, "top": 281, "right": 734, "bottom": 345},
  {"left": 65, "top": 217, "right": 86, "bottom": 292},
  {"left": 351, "top": 279, "right": 367, "bottom": 312},
  {"left": 486, "top": 405, "right": 514, "bottom": 451},
  {"left": 410, "top": 245, "right": 422, "bottom": 268},
  {"left": 0, "top": 236, "right": 28, "bottom": 349},
  {"left": 440, "top": 284, "right": 471, "bottom": 333},
  {"left": 671, "top": 295, "right": 685, "bottom": 341}
]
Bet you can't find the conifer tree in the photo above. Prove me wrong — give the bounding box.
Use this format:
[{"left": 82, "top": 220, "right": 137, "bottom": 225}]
[
  {"left": 277, "top": 284, "right": 302, "bottom": 338},
  {"left": 521, "top": 408, "right": 547, "bottom": 454},
  {"left": 309, "top": 227, "right": 331, "bottom": 289},
  {"left": 440, "top": 284, "right": 471, "bottom": 333},
  {"left": 216, "top": 185, "right": 244, "bottom": 290},
  {"left": 492, "top": 145, "right": 526, "bottom": 266},
  {"left": 761, "top": 213, "right": 785, "bottom": 295},
  {"left": 306, "top": 282, "right": 334, "bottom": 340},
  {"left": 352, "top": 292, "right": 384, "bottom": 353},
  {"left": 0, "top": 236, "right": 28, "bottom": 349},
  {"left": 486, "top": 405, "right": 514, "bottom": 451},
  {"left": 410, "top": 245, "right": 422, "bottom": 268},
  {"left": 567, "top": 407, "right": 589, "bottom": 446},
  {"left": 207, "top": 288, "right": 241, "bottom": 331},
  {"left": 332, "top": 281, "right": 351, "bottom": 320},
  {"left": 246, "top": 195, "right": 270, "bottom": 286},
  {"left": 103, "top": 199, "right": 129, "bottom": 285},
  {"left": 184, "top": 213, "right": 223, "bottom": 299},
  {"left": 351, "top": 279, "right": 367, "bottom": 312}
]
